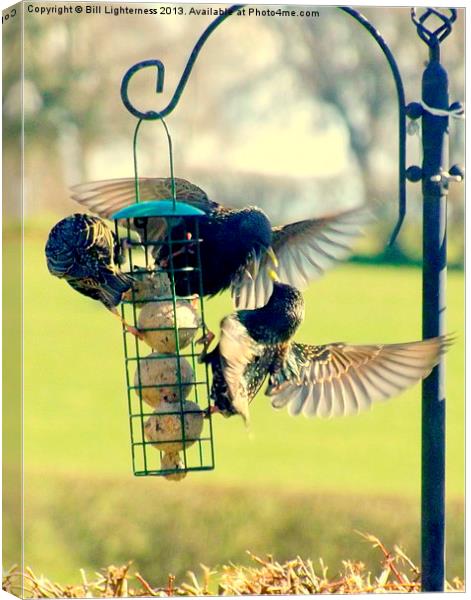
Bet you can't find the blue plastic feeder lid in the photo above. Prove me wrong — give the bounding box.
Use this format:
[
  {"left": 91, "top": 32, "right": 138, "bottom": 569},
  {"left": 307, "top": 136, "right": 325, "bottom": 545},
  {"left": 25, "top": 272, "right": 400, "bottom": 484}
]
[{"left": 111, "top": 199, "right": 206, "bottom": 220}]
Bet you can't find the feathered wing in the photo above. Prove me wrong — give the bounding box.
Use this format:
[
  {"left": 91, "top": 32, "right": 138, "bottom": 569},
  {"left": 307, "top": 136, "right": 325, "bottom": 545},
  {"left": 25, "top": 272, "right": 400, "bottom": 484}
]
[
  {"left": 218, "top": 314, "right": 264, "bottom": 422},
  {"left": 70, "top": 177, "right": 216, "bottom": 217},
  {"left": 70, "top": 177, "right": 218, "bottom": 242},
  {"left": 267, "top": 336, "right": 452, "bottom": 418},
  {"left": 232, "top": 205, "right": 372, "bottom": 309}
]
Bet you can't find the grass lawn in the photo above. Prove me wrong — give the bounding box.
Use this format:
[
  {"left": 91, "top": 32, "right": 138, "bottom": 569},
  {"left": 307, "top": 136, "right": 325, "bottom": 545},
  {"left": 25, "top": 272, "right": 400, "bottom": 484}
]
[
  {"left": 6, "top": 229, "right": 464, "bottom": 581},
  {"left": 22, "top": 233, "right": 464, "bottom": 495}
]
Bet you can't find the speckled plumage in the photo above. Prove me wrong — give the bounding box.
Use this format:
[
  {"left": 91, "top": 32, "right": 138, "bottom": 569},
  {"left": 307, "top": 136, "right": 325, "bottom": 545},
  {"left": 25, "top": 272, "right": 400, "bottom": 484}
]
[
  {"left": 205, "top": 345, "right": 277, "bottom": 418},
  {"left": 204, "top": 282, "right": 305, "bottom": 421},
  {"left": 45, "top": 213, "right": 133, "bottom": 308},
  {"left": 266, "top": 337, "right": 452, "bottom": 418},
  {"left": 236, "top": 283, "right": 304, "bottom": 345}
]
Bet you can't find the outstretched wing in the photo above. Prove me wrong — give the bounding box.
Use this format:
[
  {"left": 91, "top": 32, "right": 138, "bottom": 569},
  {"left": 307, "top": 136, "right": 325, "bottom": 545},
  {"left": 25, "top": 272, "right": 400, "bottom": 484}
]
[
  {"left": 218, "top": 314, "right": 264, "bottom": 422},
  {"left": 70, "top": 177, "right": 217, "bottom": 218},
  {"left": 71, "top": 177, "right": 218, "bottom": 257},
  {"left": 232, "top": 205, "right": 371, "bottom": 310},
  {"left": 267, "top": 336, "right": 451, "bottom": 418}
]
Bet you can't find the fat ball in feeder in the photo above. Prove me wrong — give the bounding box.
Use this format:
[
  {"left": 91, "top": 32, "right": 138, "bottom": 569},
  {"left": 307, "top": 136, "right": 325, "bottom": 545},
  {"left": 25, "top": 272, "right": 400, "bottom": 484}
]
[
  {"left": 134, "top": 353, "right": 194, "bottom": 408},
  {"left": 160, "top": 452, "right": 187, "bottom": 481},
  {"left": 137, "top": 299, "right": 200, "bottom": 352},
  {"left": 144, "top": 399, "right": 204, "bottom": 453},
  {"left": 123, "top": 268, "right": 172, "bottom": 306}
]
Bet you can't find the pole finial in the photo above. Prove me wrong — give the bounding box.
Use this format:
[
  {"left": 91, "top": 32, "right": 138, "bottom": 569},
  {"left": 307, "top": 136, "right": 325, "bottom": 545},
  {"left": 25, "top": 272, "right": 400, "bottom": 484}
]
[{"left": 411, "top": 8, "right": 457, "bottom": 48}]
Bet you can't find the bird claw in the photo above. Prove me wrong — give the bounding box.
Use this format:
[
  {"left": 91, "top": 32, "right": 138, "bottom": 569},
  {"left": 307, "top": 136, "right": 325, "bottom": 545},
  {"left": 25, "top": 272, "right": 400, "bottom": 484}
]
[
  {"left": 160, "top": 245, "right": 193, "bottom": 270},
  {"left": 118, "top": 238, "right": 132, "bottom": 263},
  {"left": 196, "top": 330, "right": 215, "bottom": 346},
  {"left": 125, "top": 324, "right": 144, "bottom": 340},
  {"left": 188, "top": 294, "right": 200, "bottom": 310},
  {"left": 266, "top": 377, "right": 290, "bottom": 396},
  {"left": 203, "top": 405, "right": 220, "bottom": 418},
  {"left": 196, "top": 330, "right": 215, "bottom": 363}
]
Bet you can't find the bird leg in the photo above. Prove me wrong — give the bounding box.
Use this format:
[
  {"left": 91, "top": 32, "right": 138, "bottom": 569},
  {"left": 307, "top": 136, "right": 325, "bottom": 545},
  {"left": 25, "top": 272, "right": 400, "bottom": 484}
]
[
  {"left": 117, "top": 238, "right": 132, "bottom": 265},
  {"left": 196, "top": 330, "right": 215, "bottom": 363},
  {"left": 188, "top": 293, "right": 200, "bottom": 310},
  {"left": 203, "top": 405, "right": 220, "bottom": 418},
  {"left": 159, "top": 243, "right": 195, "bottom": 268},
  {"left": 109, "top": 307, "right": 143, "bottom": 339},
  {"left": 266, "top": 345, "right": 296, "bottom": 394}
]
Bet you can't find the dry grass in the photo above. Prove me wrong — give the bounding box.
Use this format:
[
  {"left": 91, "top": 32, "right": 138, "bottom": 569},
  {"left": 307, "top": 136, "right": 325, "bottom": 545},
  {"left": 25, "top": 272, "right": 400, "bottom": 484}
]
[{"left": 3, "top": 535, "right": 464, "bottom": 597}]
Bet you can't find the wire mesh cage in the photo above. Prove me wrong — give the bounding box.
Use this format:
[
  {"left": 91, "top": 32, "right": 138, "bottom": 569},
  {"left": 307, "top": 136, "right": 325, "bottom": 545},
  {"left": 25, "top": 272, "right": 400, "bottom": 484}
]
[{"left": 112, "top": 120, "right": 215, "bottom": 479}]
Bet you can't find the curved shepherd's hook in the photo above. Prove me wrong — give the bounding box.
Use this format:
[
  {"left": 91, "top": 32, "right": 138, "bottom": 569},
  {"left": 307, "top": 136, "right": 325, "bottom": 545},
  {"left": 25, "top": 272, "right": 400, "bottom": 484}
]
[{"left": 120, "top": 4, "right": 406, "bottom": 244}]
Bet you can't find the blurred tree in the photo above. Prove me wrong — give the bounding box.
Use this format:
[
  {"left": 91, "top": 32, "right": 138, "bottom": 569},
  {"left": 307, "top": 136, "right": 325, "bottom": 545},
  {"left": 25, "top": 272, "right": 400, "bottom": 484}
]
[
  {"left": 6, "top": 6, "right": 463, "bottom": 265},
  {"left": 266, "top": 7, "right": 464, "bottom": 263}
]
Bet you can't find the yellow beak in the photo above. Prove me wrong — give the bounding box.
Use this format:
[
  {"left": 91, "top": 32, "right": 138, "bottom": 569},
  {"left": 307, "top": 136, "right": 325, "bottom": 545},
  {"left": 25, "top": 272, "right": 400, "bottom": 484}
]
[
  {"left": 267, "top": 268, "right": 280, "bottom": 283},
  {"left": 266, "top": 246, "right": 279, "bottom": 268}
]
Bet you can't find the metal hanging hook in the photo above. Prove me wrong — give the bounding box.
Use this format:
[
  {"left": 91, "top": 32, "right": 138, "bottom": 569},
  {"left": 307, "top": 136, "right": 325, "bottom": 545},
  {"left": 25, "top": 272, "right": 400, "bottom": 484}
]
[
  {"left": 132, "top": 113, "right": 177, "bottom": 208},
  {"left": 121, "top": 59, "right": 166, "bottom": 120},
  {"left": 120, "top": 5, "right": 243, "bottom": 120},
  {"left": 340, "top": 7, "right": 407, "bottom": 246}
]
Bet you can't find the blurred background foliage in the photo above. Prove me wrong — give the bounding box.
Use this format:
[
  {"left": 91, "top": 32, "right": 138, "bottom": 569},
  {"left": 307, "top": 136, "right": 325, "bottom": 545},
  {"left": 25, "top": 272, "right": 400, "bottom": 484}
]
[{"left": 3, "top": 2, "right": 464, "bottom": 586}]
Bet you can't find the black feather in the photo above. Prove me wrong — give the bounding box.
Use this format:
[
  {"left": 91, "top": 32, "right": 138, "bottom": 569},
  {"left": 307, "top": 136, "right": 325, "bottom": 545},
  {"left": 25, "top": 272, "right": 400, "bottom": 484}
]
[
  {"left": 154, "top": 206, "right": 273, "bottom": 297},
  {"left": 203, "top": 345, "right": 277, "bottom": 418}
]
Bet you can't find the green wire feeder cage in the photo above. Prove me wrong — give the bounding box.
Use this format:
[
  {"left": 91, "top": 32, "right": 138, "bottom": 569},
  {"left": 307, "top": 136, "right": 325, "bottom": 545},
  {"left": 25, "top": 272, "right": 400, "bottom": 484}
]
[{"left": 112, "top": 118, "right": 215, "bottom": 480}]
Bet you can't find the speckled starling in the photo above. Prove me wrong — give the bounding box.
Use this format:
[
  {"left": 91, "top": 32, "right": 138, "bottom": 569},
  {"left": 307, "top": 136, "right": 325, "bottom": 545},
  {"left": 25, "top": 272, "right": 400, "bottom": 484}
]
[
  {"left": 45, "top": 213, "right": 137, "bottom": 334},
  {"left": 202, "top": 272, "right": 305, "bottom": 422},
  {"left": 70, "top": 177, "right": 369, "bottom": 307},
  {"left": 204, "top": 271, "right": 451, "bottom": 421}
]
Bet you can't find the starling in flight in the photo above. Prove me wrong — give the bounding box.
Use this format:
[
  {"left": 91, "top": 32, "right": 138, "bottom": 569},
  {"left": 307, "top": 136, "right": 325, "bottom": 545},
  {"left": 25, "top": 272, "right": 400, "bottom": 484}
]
[
  {"left": 204, "top": 272, "right": 451, "bottom": 421},
  {"left": 202, "top": 270, "right": 305, "bottom": 422},
  {"left": 70, "top": 177, "right": 369, "bottom": 308}
]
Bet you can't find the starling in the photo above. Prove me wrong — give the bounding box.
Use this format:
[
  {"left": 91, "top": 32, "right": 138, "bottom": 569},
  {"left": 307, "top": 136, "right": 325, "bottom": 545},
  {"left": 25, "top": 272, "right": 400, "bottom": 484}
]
[
  {"left": 204, "top": 272, "right": 451, "bottom": 421},
  {"left": 202, "top": 271, "right": 305, "bottom": 422},
  {"left": 45, "top": 213, "right": 138, "bottom": 335},
  {"left": 70, "top": 177, "right": 369, "bottom": 308}
]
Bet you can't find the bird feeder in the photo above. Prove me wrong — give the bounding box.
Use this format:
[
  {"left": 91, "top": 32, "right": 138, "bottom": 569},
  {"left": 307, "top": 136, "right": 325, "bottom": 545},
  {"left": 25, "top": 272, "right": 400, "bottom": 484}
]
[{"left": 112, "top": 114, "right": 215, "bottom": 478}]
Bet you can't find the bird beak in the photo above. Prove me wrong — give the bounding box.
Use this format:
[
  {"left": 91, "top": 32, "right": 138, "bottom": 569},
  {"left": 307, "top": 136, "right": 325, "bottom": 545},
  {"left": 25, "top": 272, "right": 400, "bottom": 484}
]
[
  {"left": 266, "top": 246, "right": 279, "bottom": 268},
  {"left": 267, "top": 268, "right": 280, "bottom": 283}
]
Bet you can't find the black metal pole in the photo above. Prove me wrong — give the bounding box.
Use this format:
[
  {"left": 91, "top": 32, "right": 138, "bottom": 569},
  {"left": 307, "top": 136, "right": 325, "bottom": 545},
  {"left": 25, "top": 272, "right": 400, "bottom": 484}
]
[
  {"left": 408, "top": 9, "right": 462, "bottom": 591},
  {"left": 420, "top": 42, "right": 448, "bottom": 593}
]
